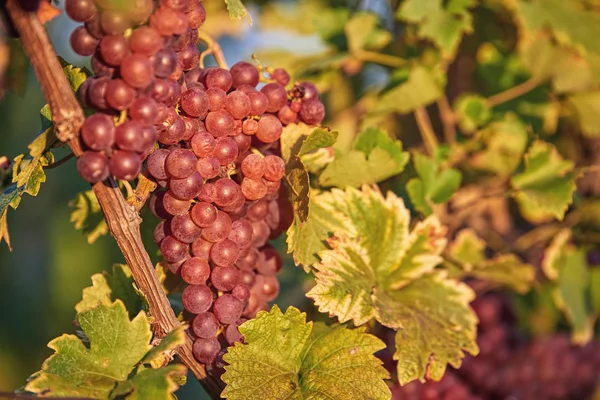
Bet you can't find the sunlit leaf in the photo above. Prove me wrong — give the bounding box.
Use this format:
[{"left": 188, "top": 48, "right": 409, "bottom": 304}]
[
  {"left": 69, "top": 190, "right": 108, "bottom": 244},
  {"left": 224, "top": 0, "right": 252, "bottom": 24},
  {"left": 373, "top": 67, "right": 442, "bottom": 114},
  {"left": 453, "top": 94, "right": 491, "bottom": 134}
]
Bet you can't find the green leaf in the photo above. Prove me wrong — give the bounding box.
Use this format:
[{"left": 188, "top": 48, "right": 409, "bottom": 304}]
[
  {"left": 122, "top": 365, "right": 186, "bottom": 400},
  {"left": 447, "top": 229, "right": 535, "bottom": 293},
  {"left": 26, "top": 302, "right": 152, "bottom": 398},
  {"left": 303, "top": 186, "right": 477, "bottom": 383},
  {"left": 224, "top": 0, "right": 252, "bottom": 24},
  {"left": 286, "top": 190, "right": 349, "bottom": 271},
  {"left": 62, "top": 63, "right": 89, "bottom": 93},
  {"left": 453, "top": 94, "right": 491, "bottom": 134},
  {"left": 0, "top": 209, "right": 11, "bottom": 251},
  {"left": 345, "top": 12, "right": 391, "bottom": 54},
  {"left": 221, "top": 305, "right": 390, "bottom": 400},
  {"left": 373, "top": 67, "right": 442, "bottom": 114},
  {"left": 567, "top": 90, "right": 600, "bottom": 137},
  {"left": 406, "top": 151, "right": 462, "bottom": 215},
  {"left": 372, "top": 271, "right": 478, "bottom": 384},
  {"left": 70, "top": 190, "right": 109, "bottom": 244},
  {"left": 511, "top": 140, "right": 577, "bottom": 220},
  {"left": 319, "top": 128, "right": 409, "bottom": 188},
  {"left": 542, "top": 229, "right": 595, "bottom": 344},
  {"left": 396, "top": 0, "right": 441, "bottom": 22},
  {"left": 469, "top": 117, "right": 529, "bottom": 177},
  {"left": 76, "top": 264, "right": 142, "bottom": 319},
  {"left": 142, "top": 326, "right": 187, "bottom": 365}
]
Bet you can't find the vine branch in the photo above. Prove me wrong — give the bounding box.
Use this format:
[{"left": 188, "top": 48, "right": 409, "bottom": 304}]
[
  {"left": 486, "top": 78, "right": 540, "bottom": 107},
  {"left": 437, "top": 96, "right": 456, "bottom": 144},
  {"left": 355, "top": 49, "right": 406, "bottom": 68},
  {"left": 5, "top": 1, "right": 223, "bottom": 397},
  {"left": 197, "top": 29, "right": 228, "bottom": 69},
  {"left": 414, "top": 107, "right": 438, "bottom": 155}
]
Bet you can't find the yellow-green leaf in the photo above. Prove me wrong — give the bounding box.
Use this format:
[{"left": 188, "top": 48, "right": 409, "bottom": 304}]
[
  {"left": 70, "top": 190, "right": 109, "bottom": 244},
  {"left": 221, "top": 305, "right": 390, "bottom": 400},
  {"left": 372, "top": 67, "right": 442, "bottom": 114},
  {"left": 224, "top": 0, "right": 252, "bottom": 24}
]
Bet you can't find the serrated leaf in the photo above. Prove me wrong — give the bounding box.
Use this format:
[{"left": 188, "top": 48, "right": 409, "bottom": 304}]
[
  {"left": 286, "top": 190, "right": 349, "bottom": 271},
  {"left": 453, "top": 94, "right": 491, "bottom": 134},
  {"left": 70, "top": 190, "right": 109, "bottom": 244},
  {"left": 76, "top": 264, "right": 141, "bottom": 319},
  {"left": 298, "top": 128, "right": 338, "bottom": 158},
  {"left": 449, "top": 229, "right": 486, "bottom": 269},
  {"left": 26, "top": 302, "right": 152, "bottom": 398},
  {"left": 345, "top": 12, "right": 391, "bottom": 54},
  {"left": 142, "top": 326, "right": 186, "bottom": 365},
  {"left": 373, "top": 67, "right": 442, "bottom": 114},
  {"left": 542, "top": 230, "right": 595, "bottom": 344},
  {"left": 406, "top": 151, "right": 461, "bottom": 215},
  {"left": 511, "top": 140, "right": 576, "bottom": 221},
  {"left": 319, "top": 128, "right": 409, "bottom": 188},
  {"left": 567, "top": 91, "right": 600, "bottom": 137},
  {"left": 221, "top": 305, "right": 390, "bottom": 400},
  {"left": 123, "top": 365, "right": 186, "bottom": 400},
  {"left": 302, "top": 186, "right": 477, "bottom": 383},
  {"left": 224, "top": 0, "right": 252, "bottom": 24},
  {"left": 285, "top": 156, "right": 310, "bottom": 224},
  {"left": 469, "top": 117, "right": 529, "bottom": 177},
  {"left": 372, "top": 271, "right": 478, "bottom": 384}
]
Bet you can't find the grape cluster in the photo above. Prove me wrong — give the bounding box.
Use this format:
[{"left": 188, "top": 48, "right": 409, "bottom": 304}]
[
  {"left": 67, "top": 0, "right": 207, "bottom": 183},
  {"left": 68, "top": 0, "right": 326, "bottom": 366}
]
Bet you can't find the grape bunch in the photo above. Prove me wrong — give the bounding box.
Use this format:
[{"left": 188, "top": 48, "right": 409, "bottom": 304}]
[{"left": 67, "top": 0, "right": 206, "bottom": 183}]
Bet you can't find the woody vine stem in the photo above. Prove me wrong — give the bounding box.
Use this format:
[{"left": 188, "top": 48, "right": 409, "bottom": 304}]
[{"left": 4, "top": 1, "right": 223, "bottom": 398}]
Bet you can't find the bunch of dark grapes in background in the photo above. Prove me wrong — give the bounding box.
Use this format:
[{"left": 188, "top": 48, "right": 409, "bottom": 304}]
[
  {"left": 67, "top": 0, "right": 326, "bottom": 367},
  {"left": 385, "top": 293, "right": 600, "bottom": 399}
]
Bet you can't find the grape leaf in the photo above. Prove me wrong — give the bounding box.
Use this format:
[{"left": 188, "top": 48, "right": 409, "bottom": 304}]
[
  {"left": 0, "top": 209, "right": 11, "bottom": 251},
  {"left": 70, "top": 190, "right": 109, "bottom": 244},
  {"left": 511, "top": 140, "right": 576, "bottom": 221},
  {"left": 453, "top": 94, "right": 491, "bottom": 134},
  {"left": 117, "top": 365, "right": 187, "bottom": 400},
  {"left": 448, "top": 229, "right": 535, "bottom": 293},
  {"left": 286, "top": 190, "right": 349, "bottom": 271},
  {"left": 397, "top": 0, "right": 475, "bottom": 58},
  {"left": 372, "top": 67, "right": 442, "bottom": 114},
  {"left": 304, "top": 186, "right": 478, "bottom": 384},
  {"left": 542, "top": 229, "right": 595, "bottom": 344},
  {"left": 469, "top": 117, "right": 528, "bottom": 177},
  {"left": 319, "top": 128, "right": 409, "bottom": 188},
  {"left": 372, "top": 271, "right": 477, "bottom": 384},
  {"left": 26, "top": 302, "right": 152, "bottom": 398},
  {"left": 224, "top": 0, "right": 252, "bottom": 24},
  {"left": 567, "top": 90, "right": 600, "bottom": 137},
  {"left": 221, "top": 305, "right": 390, "bottom": 400},
  {"left": 406, "top": 151, "right": 462, "bottom": 216},
  {"left": 141, "top": 326, "right": 187, "bottom": 366},
  {"left": 345, "top": 12, "right": 391, "bottom": 54}
]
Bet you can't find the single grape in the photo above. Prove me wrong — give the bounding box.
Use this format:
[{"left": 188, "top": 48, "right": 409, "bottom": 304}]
[
  {"left": 129, "top": 26, "right": 163, "bottom": 56},
  {"left": 256, "top": 245, "right": 282, "bottom": 276},
  {"left": 236, "top": 247, "right": 258, "bottom": 271},
  {"left": 277, "top": 105, "right": 297, "bottom": 125},
  {"left": 210, "top": 239, "right": 240, "bottom": 267},
  {"left": 109, "top": 150, "right": 141, "bottom": 180},
  {"left": 246, "top": 199, "right": 269, "bottom": 221},
  {"left": 182, "top": 284, "right": 213, "bottom": 313},
  {"left": 228, "top": 219, "right": 253, "bottom": 249},
  {"left": 192, "top": 337, "right": 220, "bottom": 364},
  {"left": 264, "top": 178, "right": 281, "bottom": 194},
  {"left": 90, "top": 52, "right": 116, "bottom": 77},
  {"left": 65, "top": 0, "right": 97, "bottom": 22},
  {"left": 190, "top": 132, "right": 216, "bottom": 158},
  {"left": 196, "top": 157, "right": 220, "bottom": 179},
  {"left": 171, "top": 213, "right": 202, "bottom": 243},
  {"left": 165, "top": 148, "right": 197, "bottom": 178},
  {"left": 254, "top": 274, "right": 279, "bottom": 302},
  {"left": 170, "top": 171, "right": 203, "bottom": 200},
  {"left": 160, "top": 235, "right": 189, "bottom": 263},
  {"left": 70, "top": 26, "right": 99, "bottom": 56},
  {"left": 206, "top": 87, "right": 226, "bottom": 111},
  {"left": 147, "top": 149, "right": 170, "bottom": 180},
  {"left": 241, "top": 178, "right": 267, "bottom": 201},
  {"left": 157, "top": 114, "right": 186, "bottom": 145},
  {"left": 201, "top": 211, "right": 232, "bottom": 242},
  {"left": 299, "top": 98, "right": 325, "bottom": 125},
  {"left": 205, "top": 110, "right": 235, "bottom": 137},
  {"left": 225, "top": 91, "right": 251, "bottom": 120},
  {"left": 128, "top": 0, "right": 154, "bottom": 24},
  {"left": 187, "top": 2, "right": 206, "bottom": 29},
  {"left": 251, "top": 220, "right": 270, "bottom": 248},
  {"left": 152, "top": 48, "right": 178, "bottom": 79},
  {"left": 210, "top": 266, "right": 240, "bottom": 291},
  {"left": 150, "top": 191, "right": 170, "bottom": 219},
  {"left": 76, "top": 151, "right": 109, "bottom": 183},
  {"left": 180, "top": 87, "right": 209, "bottom": 117},
  {"left": 192, "top": 237, "right": 213, "bottom": 259},
  {"left": 241, "top": 153, "right": 265, "bottom": 180},
  {"left": 81, "top": 113, "right": 115, "bottom": 151},
  {"left": 150, "top": 6, "right": 187, "bottom": 36},
  {"left": 120, "top": 54, "right": 154, "bottom": 89},
  {"left": 224, "top": 319, "right": 246, "bottom": 345},
  {"left": 263, "top": 155, "right": 285, "bottom": 181},
  {"left": 100, "top": 10, "right": 131, "bottom": 36},
  {"left": 115, "top": 120, "right": 143, "bottom": 152},
  {"left": 178, "top": 44, "right": 200, "bottom": 71},
  {"left": 256, "top": 114, "right": 283, "bottom": 143},
  {"left": 242, "top": 118, "right": 258, "bottom": 135},
  {"left": 261, "top": 83, "right": 287, "bottom": 113},
  {"left": 271, "top": 68, "right": 290, "bottom": 86},
  {"left": 129, "top": 96, "right": 158, "bottom": 125},
  {"left": 162, "top": 190, "right": 191, "bottom": 215},
  {"left": 205, "top": 68, "right": 233, "bottom": 91},
  {"left": 213, "top": 294, "right": 244, "bottom": 324},
  {"left": 99, "top": 35, "right": 129, "bottom": 66},
  {"left": 105, "top": 79, "right": 135, "bottom": 110},
  {"left": 233, "top": 132, "right": 252, "bottom": 154},
  {"left": 232, "top": 285, "right": 250, "bottom": 303},
  {"left": 190, "top": 202, "right": 217, "bottom": 228},
  {"left": 230, "top": 61, "right": 259, "bottom": 88},
  {"left": 192, "top": 312, "right": 219, "bottom": 338},
  {"left": 213, "top": 178, "right": 240, "bottom": 207},
  {"left": 181, "top": 257, "right": 211, "bottom": 285},
  {"left": 153, "top": 220, "right": 170, "bottom": 245},
  {"left": 247, "top": 91, "right": 268, "bottom": 115},
  {"left": 212, "top": 137, "right": 238, "bottom": 165}
]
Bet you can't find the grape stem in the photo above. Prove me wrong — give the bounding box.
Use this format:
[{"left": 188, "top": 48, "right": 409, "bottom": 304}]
[
  {"left": 437, "top": 96, "right": 456, "bottom": 144},
  {"left": 45, "top": 151, "right": 75, "bottom": 169},
  {"left": 414, "top": 107, "right": 438, "bottom": 155},
  {"left": 120, "top": 179, "right": 135, "bottom": 200},
  {"left": 197, "top": 29, "right": 228, "bottom": 69},
  {"left": 486, "top": 78, "right": 540, "bottom": 107},
  {"left": 128, "top": 173, "right": 158, "bottom": 212},
  {"left": 4, "top": 2, "right": 223, "bottom": 398},
  {"left": 355, "top": 49, "right": 406, "bottom": 68}
]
